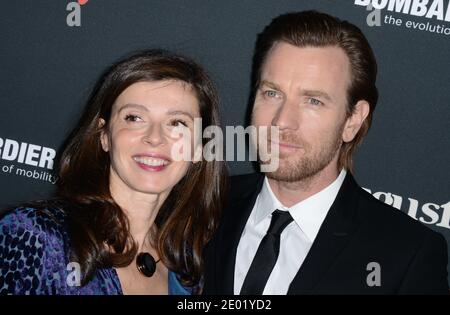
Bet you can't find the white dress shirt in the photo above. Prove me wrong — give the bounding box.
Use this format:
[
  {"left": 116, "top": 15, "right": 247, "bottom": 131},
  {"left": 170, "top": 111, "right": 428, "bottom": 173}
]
[{"left": 234, "top": 169, "right": 347, "bottom": 295}]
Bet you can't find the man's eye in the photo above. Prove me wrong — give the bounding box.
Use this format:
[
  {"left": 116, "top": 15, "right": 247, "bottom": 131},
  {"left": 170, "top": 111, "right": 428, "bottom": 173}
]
[
  {"left": 124, "top": 114, "right": 143, "bottom": 122},
  {"left": 308, "top": 98, "right": 323, "bottom": 106},
  {"left": 264, "top": 90, "right": 280, "bottom": 98},
  {"left": 170, "top": 119, "right": 188, "bottom": 127}
]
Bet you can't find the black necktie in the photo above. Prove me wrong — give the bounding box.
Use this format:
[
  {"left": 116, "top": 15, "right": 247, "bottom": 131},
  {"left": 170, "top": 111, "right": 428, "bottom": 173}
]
[{"left": 240, "top": 209, "right": 294, "bottom": 295}]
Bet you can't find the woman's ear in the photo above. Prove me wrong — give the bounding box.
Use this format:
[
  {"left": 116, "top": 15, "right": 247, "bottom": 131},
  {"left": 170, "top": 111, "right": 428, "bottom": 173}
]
[
  {"left": 99, "top": 118, "right": 109, "bottom": 152},
  {"left": 342, "top": 100, "right": 370, "bottom": 143}
]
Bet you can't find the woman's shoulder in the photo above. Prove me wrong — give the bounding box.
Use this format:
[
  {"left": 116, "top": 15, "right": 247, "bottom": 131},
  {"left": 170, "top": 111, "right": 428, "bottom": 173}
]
[
  {"left": 0, "top": 201, "right": 70, "bottom": 294},
  {"left": 0, "top": 202, "right": 68, "bottom": 240}
]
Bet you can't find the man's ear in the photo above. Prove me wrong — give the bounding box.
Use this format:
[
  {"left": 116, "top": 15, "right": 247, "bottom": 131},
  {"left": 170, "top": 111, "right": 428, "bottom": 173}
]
[
  {"left": 99, "top": 118, "right": 109, "bottom": 152},
  {"left": 342, "top": 100, "right": 370, "bottom": 143}
]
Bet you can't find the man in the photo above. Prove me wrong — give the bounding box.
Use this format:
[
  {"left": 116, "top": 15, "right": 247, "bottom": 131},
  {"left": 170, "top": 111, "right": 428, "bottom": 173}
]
[{"left": 203, "top": 11, "right": 449, "bottom": 294}]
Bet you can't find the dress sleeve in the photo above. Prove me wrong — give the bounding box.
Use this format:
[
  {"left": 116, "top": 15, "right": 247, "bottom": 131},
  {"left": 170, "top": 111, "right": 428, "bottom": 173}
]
[{"left": 0, "top": 207, "right": 68, "bottom": 295}]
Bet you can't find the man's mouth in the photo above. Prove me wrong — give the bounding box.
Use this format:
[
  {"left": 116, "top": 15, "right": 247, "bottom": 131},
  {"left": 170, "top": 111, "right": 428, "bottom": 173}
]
[{"left": 270, "top": 140, "right": 302, "bottom": 149}]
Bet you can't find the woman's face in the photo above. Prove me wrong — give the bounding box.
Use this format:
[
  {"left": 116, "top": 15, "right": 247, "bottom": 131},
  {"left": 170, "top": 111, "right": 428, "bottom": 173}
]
[{"left": 100, "top": 80, "right": 201, "bottom": 198}]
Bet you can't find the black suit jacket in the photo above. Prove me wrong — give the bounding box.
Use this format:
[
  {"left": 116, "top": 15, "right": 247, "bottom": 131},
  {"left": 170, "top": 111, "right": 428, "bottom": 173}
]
[{"left": 203, "top": 172, "right": 449, "bottom": 294}]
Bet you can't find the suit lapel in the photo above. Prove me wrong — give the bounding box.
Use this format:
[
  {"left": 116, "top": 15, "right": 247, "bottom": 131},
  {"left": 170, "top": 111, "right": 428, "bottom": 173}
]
[
  {"left": 288, "top": 173, "right": 361, "bottom": 294},
  {"left": 215, "top": 174, "right": 265, "bottom": 294}
]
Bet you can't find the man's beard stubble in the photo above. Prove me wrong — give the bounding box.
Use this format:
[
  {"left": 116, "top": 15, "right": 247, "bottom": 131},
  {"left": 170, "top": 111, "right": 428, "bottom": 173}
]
[{"left": 261, "top": 124, "right": 345, "bottom": 183}]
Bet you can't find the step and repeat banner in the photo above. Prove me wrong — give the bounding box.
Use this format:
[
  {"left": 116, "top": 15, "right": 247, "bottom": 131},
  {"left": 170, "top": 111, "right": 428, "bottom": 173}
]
[{"left": 0, "top": 0, "right": 449, "bottom": 283}]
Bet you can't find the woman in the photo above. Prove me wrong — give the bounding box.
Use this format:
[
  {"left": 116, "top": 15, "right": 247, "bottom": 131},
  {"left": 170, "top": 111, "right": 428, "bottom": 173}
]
[{"left": 0, "top": 49, "right": 226, "bottom": 294}]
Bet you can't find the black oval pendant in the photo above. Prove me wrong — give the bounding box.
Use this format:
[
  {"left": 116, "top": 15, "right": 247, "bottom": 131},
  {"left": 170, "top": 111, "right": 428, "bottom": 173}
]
[{"left": 136, "top": 252, "right": 157, "bottom": 277}]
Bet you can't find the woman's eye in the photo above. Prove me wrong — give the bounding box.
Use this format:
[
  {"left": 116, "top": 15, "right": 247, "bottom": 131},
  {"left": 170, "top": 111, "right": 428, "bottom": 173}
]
[
  {"left": 308, "top": 98, "right": 323, "bottom": 106},
  {"left": 170, "top": 119, "right": 188, "bottom": 127},
  {"left": 124, "top": 114, "right": 143, "bottom": 122}
]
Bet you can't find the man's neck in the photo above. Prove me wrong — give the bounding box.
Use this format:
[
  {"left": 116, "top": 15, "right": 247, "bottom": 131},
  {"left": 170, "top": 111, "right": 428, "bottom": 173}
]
[{"left": 267, "top": 164, "right": 341, "bottom": 208}]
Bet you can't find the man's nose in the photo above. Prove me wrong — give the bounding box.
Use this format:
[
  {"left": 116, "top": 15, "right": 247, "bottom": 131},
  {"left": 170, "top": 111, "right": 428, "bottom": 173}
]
[{"left": 271, "top": 99, "right": 299, "bottom": 131}]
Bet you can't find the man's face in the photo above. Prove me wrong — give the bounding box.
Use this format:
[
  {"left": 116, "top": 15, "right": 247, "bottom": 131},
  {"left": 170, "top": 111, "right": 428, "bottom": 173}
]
[{"left": 251, "top": 42, "right": 353, "bottom": 182}]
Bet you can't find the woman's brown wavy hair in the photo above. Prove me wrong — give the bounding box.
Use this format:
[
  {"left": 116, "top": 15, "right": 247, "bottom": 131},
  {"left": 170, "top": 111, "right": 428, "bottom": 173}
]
[{"left": 57, "top": 49, "right": 227, "bottom": 290}]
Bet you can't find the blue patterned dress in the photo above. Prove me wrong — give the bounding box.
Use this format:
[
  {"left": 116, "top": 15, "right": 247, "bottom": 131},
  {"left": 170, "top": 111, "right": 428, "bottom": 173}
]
[{"left": 0, "top": 206, "right": 191, "bottom": 295}]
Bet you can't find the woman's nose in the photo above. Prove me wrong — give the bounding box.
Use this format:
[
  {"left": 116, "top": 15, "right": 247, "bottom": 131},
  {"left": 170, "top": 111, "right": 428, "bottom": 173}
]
[{"left": 142, "top": 124, "right": 166, "bottom": 147}]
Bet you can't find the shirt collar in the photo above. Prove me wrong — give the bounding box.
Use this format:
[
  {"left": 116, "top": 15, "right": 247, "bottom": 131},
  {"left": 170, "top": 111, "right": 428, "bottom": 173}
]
[{"left": 255, "top": 169, "right": 347, "bottom": 242}]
